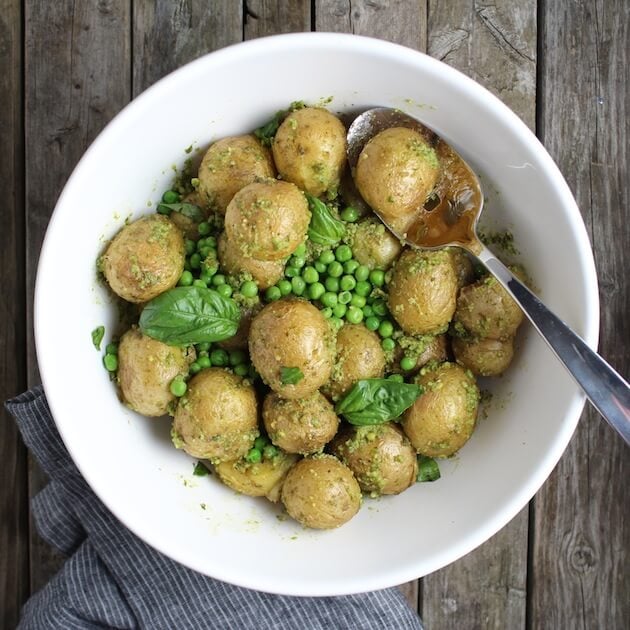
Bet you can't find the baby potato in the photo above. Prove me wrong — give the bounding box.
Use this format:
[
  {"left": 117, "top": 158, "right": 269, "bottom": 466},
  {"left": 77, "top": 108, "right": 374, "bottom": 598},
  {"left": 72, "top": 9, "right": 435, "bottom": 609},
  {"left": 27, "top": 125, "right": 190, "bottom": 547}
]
[
  {"left": 249, "top": 299, "right": 334, "bottom": 399},
  {"left": 101, "top": 214, "right": 185, "bottom": 303},
  {"left": 217, "top": 233, "right": 284, "bottom": 290},
  {"left": 330, "top": 423, "right": 417, "bottom": 496},
  {"left": 347, "top": 218, "right": 402, "bottom": 270},
  {"left": 392, "top": 334, "right": 449, "bottom": 375},
  {"left": 225, "top": 180, "right": 310, "bottom": 261},
  {"left": 402, "top": 362, "right": 480, "bottom": 458},
  {"left": 217, "top": 304, "right": 260, "bottom": 351},
  {"left": 117, "top": 327, "right": 195, "bottom": 417},
  {"left": 448, "top": 247, "right": 475, "bottom": 289},
  {"left": 197, "top": 134, "right": 275, "bottom": 214},
  {"left": 323, "top": 324, "right": 385, "bottom": 401},
  {"left": 214, "top": 451, "right": 299, "bottom": 502},
  {"left": 354, "top": 127, "right": 440, "bottom": 220},
  {"left": 263, "top": 392, "right": 339, "bottom": 455},
  {"left": 388, "top": 248, "right": 458, "bottom": 335},
  {"left": 454, "top": 276, "right": 524, "bottom": 340},
  {"left": 272, "top": 107, "right": 347, "bottom": 197},
  {"left": 452, "top": 335, "right": 515, "bottom": 376},
  {"left": 281, "top": 455, "right": 362, "bottom": 529},
  {"left": 172, "top": 368, "right": 258, "bottom": 464}
]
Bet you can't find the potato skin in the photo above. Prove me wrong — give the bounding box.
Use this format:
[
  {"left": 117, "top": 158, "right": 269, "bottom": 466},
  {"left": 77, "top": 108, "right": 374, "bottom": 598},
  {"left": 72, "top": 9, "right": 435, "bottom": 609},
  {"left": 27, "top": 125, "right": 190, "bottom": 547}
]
[
  {"left": 323, "top": 324, "right": 385, "bottom": 401},
  {"left": 263, "top": 392, "right": 339, "bottom": 455},
  {"left": 388, "top": 249, "right": 458, "bottom": 335},
  {"left": 330, "top": 423, "right": 417, "bottom": 496},
  {"left": 225, "top": 180, "right": 310, "bottom": 261},
  {"left": 448, "top": 248, "right": 475, "bottom": 289},
  {"left": 102, "top": 214, "right": 185, "bottom": 303},
  {"left": 197, "top": 134, "right": 275, "bottom": 214},
  {"left": 347, "top": 218, "right": 402, "bottom": 270},
  {"left": 249, "top": 299, "right": 334, "bottom": 399},
  {"left": 217, "top": 232, "right": 284, "bottom": 290},
  {"left": 281, "top": 455, "right": 362, "bottom": 529},
  {"left": 354, "top": 127, "right": 440, "bottom": 220},
  {"left": 452, "top": 335, "right": 514, "bottom": 376},
  {"left": 272, "top": 107, "right": 347, "bottom": 197},
  {"left": 214, "top": 451, "right": 299, "bottom": 502},
  {"left": 391, "top": 334, "right": 449, "bottom": 376},
  {"left": 172, "top": 368, "right": 258, "bottom": 463},
  {"left": 454, "top": 276, "right": 524, "bottom": 340},
  {"left": 117, "top": 328, "right": 195, "bottom": 417},
  {"left": 401, "top": 362, "right": 479, "bottom": 458}
]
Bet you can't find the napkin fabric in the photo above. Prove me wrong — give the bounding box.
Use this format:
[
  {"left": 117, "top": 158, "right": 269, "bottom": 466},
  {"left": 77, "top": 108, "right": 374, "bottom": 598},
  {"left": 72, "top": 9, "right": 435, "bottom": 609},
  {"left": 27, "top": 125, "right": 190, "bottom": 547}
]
[{"left": 6, "top": 388, "right": 424, "bottom": 630}]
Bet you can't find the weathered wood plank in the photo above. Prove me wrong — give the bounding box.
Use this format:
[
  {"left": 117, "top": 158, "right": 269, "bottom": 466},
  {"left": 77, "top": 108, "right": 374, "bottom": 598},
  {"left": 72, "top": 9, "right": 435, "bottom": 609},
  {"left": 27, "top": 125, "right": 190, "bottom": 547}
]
[
  {"left": 420, "top": 1, "right": 535, "bottom": 628},
  {"left": 0, "top": 1, "right": 29, "bottom": 626},
  {"left": 24, "top": 0, "right": 131, "bottom": 594},
  {"left": 530, "top": 1, "right": 630, "bottom": 627},
  {"left": 244, "top": 0, "right": 310, "bottom": 39},
  {"left": 133, "top": 0, "right": 242, "bottom": 94}
]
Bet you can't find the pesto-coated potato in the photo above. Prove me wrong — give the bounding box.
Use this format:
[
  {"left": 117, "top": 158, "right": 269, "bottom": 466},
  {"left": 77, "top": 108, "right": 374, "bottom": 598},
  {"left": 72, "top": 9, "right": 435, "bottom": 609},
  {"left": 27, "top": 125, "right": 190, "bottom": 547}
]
[
  {"left": 454, "top": 276, "right": 524, "bottom": 340},
  {"left": 249, "top": 299, "right": 334, "bottom": 399},
  {"left": 117, "top": 327, "right": 195, "bottom": 417},
  {"left": 448, "top": 247, "right": 475, "bottom": 289},
  {"left": 323, "top": 324, "right": 385, "bottom": 401},
  {"left": 214, "top": 451, "right": 299, "bottom": 502},
  {"left": 101, "top": 214, "right": 185, "bottom": 303},
  {"left": 217, "top": 233, "right": 284, "bottom": 290},
  {"left": 354, "top": 127, "right": 440, "bottom": 220},
  {"left": 172, "top": 368, "right": 258, "bottom": 464},
  {"left": 346, "top": 218, "right": 402, "bottom": 270},
  {"left": 263, "top": 392, "right": 339, "bottom": 455},
  {"left": 452, "top": 335, "right": 514, "bottom": 376},
  {"left": 401, "top": 362, "right": 479, "bottom": 458},
  {"left": 272, "top": 107, "right": 347, "bottom": 197},
  {"left": 388, "top": 249, "right": 458, "bottom": 335},
  {"left": 197, "top": 134, "right": 275, "bottom": 214},
  {"left": 217, "top": 304, "right": 260, "bottom": 351},
  {"left": 392, "top": 334, "right": 449, "bottom": 375},
  {"left": 225, "top": 180, "right": 310, "bottom": 261},
  {"left": 281, "top": 455, "right": 361, "bottom": 529},
  {"left": 330, "top": 423, "right": 417, "bottom": 496}
]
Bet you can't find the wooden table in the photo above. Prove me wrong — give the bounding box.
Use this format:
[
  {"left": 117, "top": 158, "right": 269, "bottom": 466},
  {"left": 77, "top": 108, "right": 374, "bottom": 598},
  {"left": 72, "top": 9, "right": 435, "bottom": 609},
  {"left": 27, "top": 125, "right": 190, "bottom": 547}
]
[{"left": 1, "top": 2, "right": 628, "bottom": 628}]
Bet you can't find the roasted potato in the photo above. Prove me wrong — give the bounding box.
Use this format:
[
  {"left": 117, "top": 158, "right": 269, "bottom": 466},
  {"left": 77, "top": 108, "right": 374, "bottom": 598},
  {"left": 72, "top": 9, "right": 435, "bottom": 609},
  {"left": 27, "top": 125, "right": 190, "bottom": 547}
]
[
  {"left": 452, "top": 335, "right": 514, "bottom": 376},
  {"left": 346, "top": 218, "right": 402, "bottom": 270},
  {"left": 272, "top": 107, "right": 347, "bottom": 197},
  {"left": 197, "top": 134, "right": 275, "bottom": 214},
  {"left": 101, "top": 214, "right": 185, "bottom": 303},
  {"left": 172, "top": 368, "right": 258, "bottom": 463},
  {"left": 281, "top": 455, "right": 361, "bottom": 529}
]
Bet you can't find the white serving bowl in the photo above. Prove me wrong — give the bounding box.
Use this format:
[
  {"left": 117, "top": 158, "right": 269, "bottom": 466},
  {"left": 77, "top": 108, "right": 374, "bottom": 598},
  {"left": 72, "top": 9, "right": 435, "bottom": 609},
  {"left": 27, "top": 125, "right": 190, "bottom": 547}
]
[{"left": 35, "top": 33, "right": 598, "bottom": 596}]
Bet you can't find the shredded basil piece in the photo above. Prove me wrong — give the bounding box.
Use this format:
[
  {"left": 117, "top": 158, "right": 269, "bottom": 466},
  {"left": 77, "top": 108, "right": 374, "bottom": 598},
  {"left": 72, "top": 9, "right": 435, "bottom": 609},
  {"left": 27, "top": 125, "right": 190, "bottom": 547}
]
[
  {"left": 306, "top": 194, "right": 346, "bottom": 246},
  {"left": 280, "top": 367, "right": 304, "bottom": 385},
  {"left": 91, "top": 326, "right": 105, "bottom": 351},
  {"left": 193, "top": 462, "right": 210, "bottom": 477},
  {"left": 156, "top": 202, "right": 204, "bottom": 223},
  {"left": 417, "top": 456, "right": 441, "bottom": 482},
  {"left": 254, "top": 101, "right": 306, "bottom": 147}
]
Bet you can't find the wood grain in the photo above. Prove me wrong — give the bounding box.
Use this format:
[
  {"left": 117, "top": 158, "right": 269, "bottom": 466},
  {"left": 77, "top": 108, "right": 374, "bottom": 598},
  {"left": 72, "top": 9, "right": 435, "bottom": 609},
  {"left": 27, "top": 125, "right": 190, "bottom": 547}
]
[
  {"left": 0, "top": 1, "right": 29, "bottom": 626},
  {"left": 244, "top": 0, "right": 310, "bottom": 38},
  {"left": 529, "top": 0, "right": 630, "bottom": 627},
  {"left": 24, "top": 0, "right": 131, "bottom": 594}
]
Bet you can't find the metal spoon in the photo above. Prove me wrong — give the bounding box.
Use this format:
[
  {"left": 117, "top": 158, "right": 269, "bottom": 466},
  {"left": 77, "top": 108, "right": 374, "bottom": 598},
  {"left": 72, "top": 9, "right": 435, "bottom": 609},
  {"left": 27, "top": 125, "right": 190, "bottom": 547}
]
[{"left": 347, "top": 107, "right": 630, "bottom": 444}]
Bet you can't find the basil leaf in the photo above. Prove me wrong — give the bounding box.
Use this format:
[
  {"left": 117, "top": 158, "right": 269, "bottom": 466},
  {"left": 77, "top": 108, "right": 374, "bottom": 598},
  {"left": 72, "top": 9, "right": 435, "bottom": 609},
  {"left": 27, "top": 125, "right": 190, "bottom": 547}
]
[
  {"left": 157, "top": 202, "right": 204, "bottom": 223},
  {"left": 193, "top": 461, "right": 210, "bottom": 477},
  {"left": 254, "top": 101, "right": 306, "bottom": 147},
  {"left": 91, "top": 325, "right": 105, "bottom": 351},
  {"left": 280, "top": 367, "right": 304, "bottom": 385},
  {"left": 335, "top": 378, "right": 422, "bottom": 425},
  {"left": 139, "top": 286, "right": 240, "bottom": 345},
  {"left": 417, "top": 456, "right": 441, "bottom": 482},
  {"left": 306, "top": 194, "right": 346, "bottom": 246}
]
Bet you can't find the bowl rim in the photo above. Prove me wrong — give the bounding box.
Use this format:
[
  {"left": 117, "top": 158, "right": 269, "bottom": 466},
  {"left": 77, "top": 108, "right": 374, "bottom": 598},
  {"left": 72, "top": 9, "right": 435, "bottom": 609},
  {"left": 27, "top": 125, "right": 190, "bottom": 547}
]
[{"left": 35, "top": 31, "right": 600, "bottom": 595}]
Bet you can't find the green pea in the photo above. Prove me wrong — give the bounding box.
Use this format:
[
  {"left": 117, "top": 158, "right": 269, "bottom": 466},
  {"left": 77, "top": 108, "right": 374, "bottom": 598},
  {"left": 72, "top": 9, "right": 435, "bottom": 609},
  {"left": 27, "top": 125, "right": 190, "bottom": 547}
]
[
  {"left": 248, "top": 365, "right": 259, "bottom": 380},
  {"left": 179, "top": 270, "right": 194, "bottom": 287},
  {"left": 240, "top": 280, "right": 258, "bottom": 297},
  {"left": 201, "top": 259, "right": 219, "bottom": 277},
  {"left": 254, "top": 435, "right": 269, "bottom": 450},
  {"left": 210, "top": 349, "right": 229, "bottom": 366},
  {"left": 216, "top": 284, "right": 233, "bottom": 298},
  {"left": 294, "top": 243, "right": 307, "bottom": 257},
  {"left": 332, "top": 303, "right": 347, "bottom": 318},
  {"left": 382, "top": 338, "right": 396, "bottom": 351},
  {"left": 245, "top": 448, "right": 262, "bottom": 464},
  {"left": 362, "top": 305, "right": 374, "bottom": 318},
  {"left": 234, "top": 364, "right": 249, "bottom": 377},
  {"left": 192, "top": 279, "right": 207, "bottom": 288},
  {"left": 354, "top": 280, "right": 371, "bottom": 297},
  {"left": 346, "top": 306, "right": 364, "bottom": 324},
  {"left": 369, "top": 269, "right": 385, "bottom": 287},
  {"left": 170, "top": 377, "right": 187, "bottom": 397},
  {"left": 277, "top": 279, "right": 292, "bottom": 296},
  {"left": 324, "top": 276, "right": 340, "bottom": 292},
  {"left": 197, "top": 222, "right": 211, "bottom": 236},
  {"left": 103, "top": 353, "right": 118, "bottom": 372},
  {"left": 291, "top": 276, "right": 306, "bottom": 295},
  {"left": 198, "top": 246, "right": 215, "bottom": 258},
  {"left": 365, "top": 316, "right": 380, "bottom": 331},
  {"left": 189, "top": 253, "right": 201, "bottom": 269},
  {"left": 211, "top": 274, "right": 226, "bottom": 286},
  {"left": 197, "top": 355, "right": 211, "bottom": 369},
  {"left": 318, "top": 250, "right": 335, "bottom": 265},
  {"left": 290, "top": 255, "right": 306, "bottom": 269},
  {"left": 308, "top": 282, "right": 326, "bottom": 300},
  {"left": 321, "top": 307, "right": 333, "bottom": 318},
  {"left": 162, "top": 190, "right": 180, "bottom": 204},
  {"left": 265, "top": 286, "right": 282, "bottom": 301},
  {"left": 197, "top": 342, "right": 211, "bottom": 352},
  {"left": 355, "top": 265, "right": 370, "bottom": 282},
  {"left": 400, "top": 356, "right": 417, "bottom": 371},
  {"left": 372, "top": 299, "right": 388, "bottom": 317},
  {"left": 302, "top": 266, "right": 319, "bottom": 284},
  {"left": 183, "top": 260, "right": 192, "bottom": 271},
  {"left": 335, "top": 244, "right": 353, "bottom": 262},
  {"left": 330, "top": 316, "right": 344, "bottom": 328},
  {"left": 263, "top": 444, "right": 278, "bottom": 460},
  {"left": 229, "top": 350, "right": 247, "bottom": 366},
  {"left": 378, "top": 320, "right": 394, "bottom": 338},
  {"left": 388, "top": 374, "right": 404, "bottom": 383},
  {"left": 327, "top": 261, "right": 344, "bottom": 277},
  {"left": 343, "top": 259, "right": 359, "bottom": 274},
  {"left": 185, "top": 239, "right": 196, "bottom": 255},
  {"left": 320, "top": 292, "right": 338, "bottom": 307},
  {"left": 338, "top": 291, "right": 352, "bottom": 305},
  {"left": 206, "top": 236, "right": 217, "bottom": 248},
  {"left": 314, "top": 261, "right": 327, "bottom": 273},
  {"left": 340, "top": 206, "right": 359, "bottom": 222},
  {"left": 340, "top": 275, "right": 356, "bottom": 291},
  {"left": 350, "top": 294, "right": 366, "bottom": 308},
  {"left": 105, "top": 342, "right": 118, "bottom": 355},
  {"left": 285, "top": 266, "right": 299, "bottom": 278},
  {"left": 189, "top": 361, "right": 201, "bottom": 375}
]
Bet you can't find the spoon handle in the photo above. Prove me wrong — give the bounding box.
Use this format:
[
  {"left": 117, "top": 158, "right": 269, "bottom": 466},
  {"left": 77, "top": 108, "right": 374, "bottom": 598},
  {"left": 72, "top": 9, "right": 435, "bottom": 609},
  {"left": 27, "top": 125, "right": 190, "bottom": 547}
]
[{"left": 475, "top": 245, "right": 630, "bottom": 445}]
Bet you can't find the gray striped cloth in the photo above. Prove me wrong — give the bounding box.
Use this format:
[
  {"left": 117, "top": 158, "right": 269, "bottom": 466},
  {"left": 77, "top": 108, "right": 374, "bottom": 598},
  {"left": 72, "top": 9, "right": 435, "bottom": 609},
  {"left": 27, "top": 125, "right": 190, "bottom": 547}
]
[{"left": 6, "top": 388, "right": 424, "bottom": 630}]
